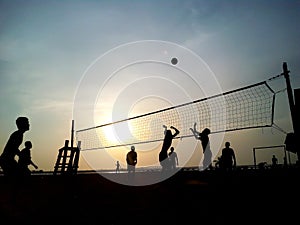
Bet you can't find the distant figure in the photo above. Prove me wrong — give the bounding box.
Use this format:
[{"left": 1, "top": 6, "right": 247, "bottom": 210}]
[
  {"left": 221, "top": 142, "right": 236, "bottom": 171},
  {"left": 169, "top": 147, "right": 179, "bottom": 170},
  {"left": 0, "top": 116, "right": 30, "bottom": 177},
  {"left": 213, "top": 156, "right": 222, "bottom": 169},
  {"left": 126, "top": 145, "right": 137, "bottom": 174},
  {"left": 159, "top": 125, "right": 180, "bottom": 173},
  {"left": 283, "top": 156, "right": 288, "bottom": 168},
  {"left": 271, "top": 155, "right": 278, "bottom": 168},
  {"left": 190, "top": 123, "right": 212, "bottom": 170},
  {"left": 18, "top": 141, "right": 38, "bottom": 176},
  {"left": 258, "top": 162, "right": 267, "bottom": 170},
  {"left": 115, "top": 160, "right": 121, "bottom": 173}
]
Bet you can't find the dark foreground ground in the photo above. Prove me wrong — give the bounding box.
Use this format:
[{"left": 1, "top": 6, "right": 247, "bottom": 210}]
[{"left": 1, "top": 167, "right": 299, "bottom": 225}]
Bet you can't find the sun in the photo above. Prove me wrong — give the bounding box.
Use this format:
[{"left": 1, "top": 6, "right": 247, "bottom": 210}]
[{"left": 102, "top": 126, "right": 118, "bottom": 144}]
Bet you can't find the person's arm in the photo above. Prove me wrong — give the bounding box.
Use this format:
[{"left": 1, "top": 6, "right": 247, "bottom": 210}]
[
  {"left": 16, "top": 149, "right": 21, "bottom": 156},
  {"left": 30, "top": 160, "right": 38, "bottom": 169},
  {"left": 175, "top": 153, "right": 179, "bottom": 165},
  {"left": 190, "top": 127, "right": 197, "bottom": 139},
  {"left": 163, "top": 125, "right": 167, "bottom": 136},
  {"left": 170, "top": 126, "right": 180, "bottom": 138},
  {"left": 134, "top": 153, "right": 137, "bottom": 165},
  {"left": 189, "top": 123, "right": 200, "bottom": 139},
  {"left": 12, "top": 132, "right": 22, "bottom": 156},
  {"left": 232, "top": 150, "right": 236, "bottom": 167}
]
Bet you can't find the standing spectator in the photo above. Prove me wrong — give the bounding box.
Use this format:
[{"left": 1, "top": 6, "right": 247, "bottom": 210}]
[
  {"left": 283, "top": 156, "right": 288, "bottom": 168},
  {"left": 168, "top": 147, "right": 179, "bottom": 170},
  {"left": 115, "top": 160, "right": 121, "bottom": 173},
  {"left": 271, "top": 155, "right": 278, "bottom": 168},
  {"left": 221, "top": 142, "right": 236, "bottom": 171},
  {"left": 126, "top": 145, "right": 137, "bottom": 182}
]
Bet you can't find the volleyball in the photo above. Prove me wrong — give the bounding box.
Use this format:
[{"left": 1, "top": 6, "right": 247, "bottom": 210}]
[{"left": 171, "top": 57, "right": 178, "bottom": 65}]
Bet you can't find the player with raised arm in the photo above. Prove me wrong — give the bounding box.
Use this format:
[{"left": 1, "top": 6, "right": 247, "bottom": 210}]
[{"left": 159, "top": 125, "right": 180, "bottom": 173}]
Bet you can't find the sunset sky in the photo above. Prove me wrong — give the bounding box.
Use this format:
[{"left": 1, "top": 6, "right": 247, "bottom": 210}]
[{"left": 1, "top": 0, "right": 300, "bottom": 173}]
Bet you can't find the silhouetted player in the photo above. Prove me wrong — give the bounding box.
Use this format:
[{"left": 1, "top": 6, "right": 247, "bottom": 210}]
[
  {"left": 190, "top": 123, "right": 212, "bottom": 170},
  {"left": 126, "top": 145, "right": 137, "bottom": 183},
  {"left": 159, "top": 125, "right": 180, "bottom": 172},
  {"left": 126, "top": 146, "right": 137, "bottom": 173},
  {"left": 115, "top": 160, "right": 121, "bottom": 173},
  {"left": 169, "top": 146, "right": 178, "bottom": 170},
  {"left": 18, "top": 141, "right": 38, "bottom": 176},
  {"left": 271, "top": 155, "right": 278, "bottom": 168},
  {"left": 0, "top": 116, "right": 30, "bottom": 176},
  {"left": 221, "top": 141, "right": 236, "bottom": 171}
]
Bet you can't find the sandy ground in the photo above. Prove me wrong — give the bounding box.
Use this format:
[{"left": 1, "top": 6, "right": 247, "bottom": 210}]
[{"left": 0, "top": 168, "right": 299, "bottom": 225}]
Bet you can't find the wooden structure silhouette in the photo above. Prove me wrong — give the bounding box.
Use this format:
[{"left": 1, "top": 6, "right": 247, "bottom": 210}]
[{"left": 53, "top": 120, "right": 81, "bottom": 175}]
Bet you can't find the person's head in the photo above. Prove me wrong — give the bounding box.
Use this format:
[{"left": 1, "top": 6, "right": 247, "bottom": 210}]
[
  {"left": 166, "top": 129, "right": 172, "bottom": 135},
  {"left": 202, "top": 128, "right": 211, "bottom": 135},
  {"left": 170, "top": 147, "right": 174, "bottom": 152},
  {"left": 25, "top": 141, "right": 32, "bottom": 149},
  {"left": 225, "top": 142, "right": 230, "bottom": 148},
  {"left": 131, "top": 146, "right": 135, "bottom": 151},
  {"left": 16, "top": 116, "right": 30, "bottom": 131}
]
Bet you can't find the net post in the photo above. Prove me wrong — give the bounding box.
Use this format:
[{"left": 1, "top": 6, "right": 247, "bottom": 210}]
[
  {"left": 253, "top": 148, "right": 257, "bottom": 169},
  {"left": 283, "top": 62, "right": 296, "bottom": 131},
  {"left": 71, "top": 119, "right": 74, "bottom": 149},
  {"left": 283, "top": 62, "right": 300, "bottom": 162},
  {"left": 67, "top": 120, "right": 76, "bottom": 174}
]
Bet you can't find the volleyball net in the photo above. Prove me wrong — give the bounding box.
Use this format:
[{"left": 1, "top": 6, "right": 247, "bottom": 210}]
[{"left": 76, "top": 80, "right": 276, "bottom": 151}]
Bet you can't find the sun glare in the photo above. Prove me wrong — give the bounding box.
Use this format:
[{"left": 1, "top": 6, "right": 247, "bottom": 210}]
[{"left": 102, "top": 126, "right": 118, "bottom": 144}]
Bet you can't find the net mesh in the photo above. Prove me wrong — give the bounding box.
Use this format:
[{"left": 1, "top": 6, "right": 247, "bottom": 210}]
[{"left": 76, "top": 81, "right": 275, "bottom": 151}]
